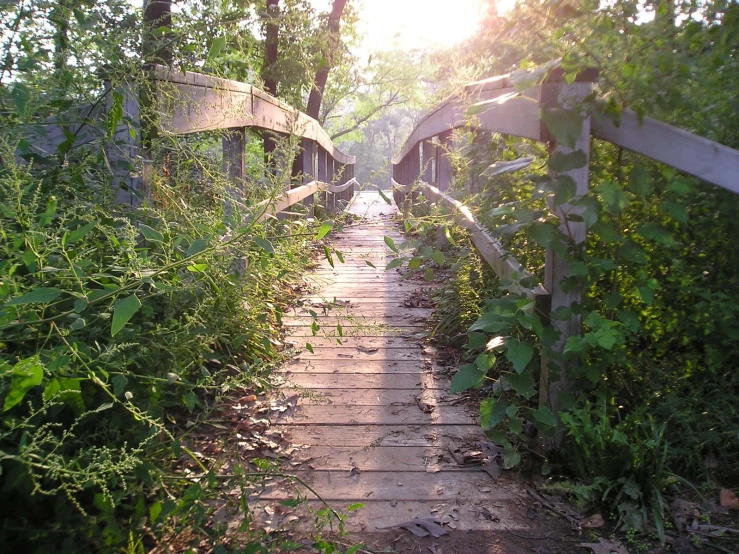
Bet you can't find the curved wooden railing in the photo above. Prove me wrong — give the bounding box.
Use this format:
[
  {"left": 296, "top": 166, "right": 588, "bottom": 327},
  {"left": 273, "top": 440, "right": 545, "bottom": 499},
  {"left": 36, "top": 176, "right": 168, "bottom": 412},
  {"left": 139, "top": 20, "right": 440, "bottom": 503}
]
[
  {"left": 27, "top": 67, "right": 357, "bottom": 213},
  {"left": 392, "top": 67, "right": 739, "bottom": 435}
]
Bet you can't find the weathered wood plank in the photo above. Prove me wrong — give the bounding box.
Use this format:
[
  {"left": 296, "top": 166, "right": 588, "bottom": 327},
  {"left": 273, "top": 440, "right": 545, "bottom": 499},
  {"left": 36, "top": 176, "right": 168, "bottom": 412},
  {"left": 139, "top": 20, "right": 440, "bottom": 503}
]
[
  {"left": 286, "top": 445, "right": 477, "bottom": 471},
  {"left": 592, "top": 108, "right": 739, "bottom": 195},
  {"left": 254, "top": 470, "right": 495, "bottom": 501},
  {"left": 287, "top": 348, "right": 435, "bottom": 362},
  {"left": 283, "top": 359, "right": 440, "bottom": 374},
  {"left": 284, "top": 336, "right": 428, "bottom": 349},
  {"left": 277, "top": 424, "right": 481, "bottom": 447},
  {"left": 292, "top": 388, "right": 457, "bottom": 407},
  {"left": 273, "top": 404, "right": 475, "bottom": 425},
  {"left": 279, "top": 373, "right": 449, "bottom": 390}
]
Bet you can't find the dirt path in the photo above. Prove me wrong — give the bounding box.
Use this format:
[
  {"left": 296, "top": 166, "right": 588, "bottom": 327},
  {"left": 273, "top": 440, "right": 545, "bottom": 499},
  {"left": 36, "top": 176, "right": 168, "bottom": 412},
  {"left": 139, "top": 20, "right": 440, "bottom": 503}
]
[{"left": 252, "top": 192, "right": 572, "bottom": 551}]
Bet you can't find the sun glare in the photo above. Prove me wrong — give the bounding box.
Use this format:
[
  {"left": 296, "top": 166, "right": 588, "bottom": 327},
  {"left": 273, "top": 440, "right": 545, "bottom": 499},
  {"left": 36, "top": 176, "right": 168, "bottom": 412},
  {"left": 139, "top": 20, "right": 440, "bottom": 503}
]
[{"left": 354, "top": 0, "right": 488, "bottom": 53}]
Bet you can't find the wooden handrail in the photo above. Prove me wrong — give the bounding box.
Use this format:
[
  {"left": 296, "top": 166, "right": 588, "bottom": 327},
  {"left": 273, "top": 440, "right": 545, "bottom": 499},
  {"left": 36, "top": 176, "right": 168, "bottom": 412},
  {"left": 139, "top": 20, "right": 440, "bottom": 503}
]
[
  {"left": 152, "top": 66, "right": 355, "bottom": 165},
  {"left": 592, "top": 109, "right": 739, "bottom": 195},
  {"left": 392, "top": 179, "right": 549, "bottom": 301}
]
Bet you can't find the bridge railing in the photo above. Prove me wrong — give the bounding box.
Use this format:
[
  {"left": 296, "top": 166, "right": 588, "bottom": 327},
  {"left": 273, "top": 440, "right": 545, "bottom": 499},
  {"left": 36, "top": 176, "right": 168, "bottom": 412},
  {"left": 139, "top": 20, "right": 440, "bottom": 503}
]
[
  {"left": 392, "top": 67, "right": 739, "bottom": 432},
  {"left": 26, "top": 67, "right": 356, "bottom": 216}
]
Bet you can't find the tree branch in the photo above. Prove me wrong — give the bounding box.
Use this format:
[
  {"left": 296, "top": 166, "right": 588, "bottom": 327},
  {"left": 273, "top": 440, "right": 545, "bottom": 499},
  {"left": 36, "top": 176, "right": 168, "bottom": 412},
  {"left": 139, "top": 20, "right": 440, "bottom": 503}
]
[{"left": 329, "top": 91, "right": 402, "bottom": 140}]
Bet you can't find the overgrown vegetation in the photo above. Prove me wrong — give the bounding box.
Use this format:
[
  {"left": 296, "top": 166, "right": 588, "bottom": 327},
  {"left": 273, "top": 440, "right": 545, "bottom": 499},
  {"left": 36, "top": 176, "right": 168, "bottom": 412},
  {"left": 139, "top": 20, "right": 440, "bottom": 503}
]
[
  {"left": 393, "top": 0, "right": 739, "bottom": 540},
  {"left": 0, "top": 0, "right": 362, "bottom": 551}
]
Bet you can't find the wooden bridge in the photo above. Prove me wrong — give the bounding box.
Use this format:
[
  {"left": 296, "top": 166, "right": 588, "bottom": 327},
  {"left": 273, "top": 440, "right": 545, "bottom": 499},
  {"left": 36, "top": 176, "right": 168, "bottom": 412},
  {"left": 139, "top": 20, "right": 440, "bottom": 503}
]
[{"left": 44, "top": 64, "right": 739, "bottom": 539}]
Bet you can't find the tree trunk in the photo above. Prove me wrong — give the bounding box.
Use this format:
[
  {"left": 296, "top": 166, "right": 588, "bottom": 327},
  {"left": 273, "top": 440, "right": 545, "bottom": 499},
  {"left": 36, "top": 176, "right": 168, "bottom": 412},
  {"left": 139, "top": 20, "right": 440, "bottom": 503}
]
[
  {"left": 262, "top": 0, "right": 280, "bottom": 166},
  {"left": 305, "top": 0, "right": 347, "bottom": 121},
  {"left": 143, "top": 0, "right": 173, "bottom": 66}
]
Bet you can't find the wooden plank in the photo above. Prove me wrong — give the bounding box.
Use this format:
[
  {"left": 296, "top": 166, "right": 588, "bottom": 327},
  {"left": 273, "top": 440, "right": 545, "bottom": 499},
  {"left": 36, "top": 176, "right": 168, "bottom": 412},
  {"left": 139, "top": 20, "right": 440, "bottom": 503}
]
[
  {"left": 248, "top": 499, "right": 524, "bottom": 533},
  {"left": 288, "top": 307, "right": 433, "bottom": 318},
  {"left": 283, "top": 360, "right": 440, "bottom": 374},
  {"left": 254, "top": 470, "right": 494, "bottom": 501},
  {"left": 273, "top": 404, "right": 475, "bottom": 425},
  {"left": 281, "top": 316, "right": 429, "bottom": 327},
  {"left": 287, "top": 348, "right": 435, "bottom": 362},
  {"left": 278, "top": 424, "right": 481, "bottom": 447},
  {"left": 592, "top": 109, "right": 739, "bottom": 195},
  {"left": 286, "top": 445, "right": 477, "bottom": 471},
  {"left": 279, "top": 373, "right": 449, "bottom": 390},
  {"left": 292, "top": 388, "right": 457, "bottom": 407},
  {"left": 284, "top": 336, "right": 428, "bottom": 348}
]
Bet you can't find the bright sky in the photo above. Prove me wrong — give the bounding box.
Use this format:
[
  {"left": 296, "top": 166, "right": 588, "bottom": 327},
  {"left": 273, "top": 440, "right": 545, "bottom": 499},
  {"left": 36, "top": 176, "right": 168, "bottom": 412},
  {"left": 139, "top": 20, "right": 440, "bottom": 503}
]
[{"left": 313, "top": 0, "right": 516, "bottom": 54}]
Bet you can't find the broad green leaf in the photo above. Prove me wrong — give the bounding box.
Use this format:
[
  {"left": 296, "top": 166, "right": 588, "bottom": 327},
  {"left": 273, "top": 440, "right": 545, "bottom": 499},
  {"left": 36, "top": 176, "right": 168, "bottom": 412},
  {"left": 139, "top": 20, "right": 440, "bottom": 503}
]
[
  {"left": 150, "top": 502, "right": 162, "bottom": 524},
  {"left": 637, "top": 223, "right": 675, "bottom": 246},
  {"left": 469, "top": 312, "right": 510, "bottom": 333},
  {"left": 385, "top": 258, "right": 405, "bottom": 270},
  {"left": 107, "top": 91, "right": 123, "bottom": 137},
  {"left": 504, "top": 371, "right": 536, "bottom": 398},
  {"left": 305, "top": 342, "right": 314, "bottom": 354},
  {"left": 618, "top": 241, "right": 648, "bottom": 265},
  {"left": 542, "top": 106, "right": 584, "bottom": 149},
  {"left": 347, "top": 503, "right": 364, "bottom": 512},
  {"left": 207, "top": 36, "right": 227, "bottom": 62},
  {"left": 364, "top": 260, "right": 376, "bottom": 268},
  {"left": 11, "top": 82, "right": 29, "bottom": 117},
  {"left": 430, "top": 250, "right": 445, "bottom": 265},
  {"left": 475, "top": 352, "right": 496, "bottom": 371},
  {"left": 377, "top": 188, "right": 392, "bottom": 205},
  {"left": 503, "top": 445, "right": 522, "bottom": 468},
  {"left": 74, "top": 298, "right": 88, "bottom": 313},
  {"left": 553, "top": 175, "right": 577, "bottom": 206},
  {"left": 659, "top": 200, "right": 689, "bottom": 224},
  {"left": 322, "top": 245, "right": 334, "bottom": 267},
  {"left": 64, "top": 221, "right": 97, "bottom": 245},
  {"left": 480, "top": 397, "right": 508, "bottom": 429},
  {"left": 252, "top": 237, "right": 274, "bottom": 254},
  {"left": 450, "top": 363, "right": 486, "bottom": 393},
  {"left": 3, "top": 355, "right": 44, "bottom": 411},
  {"left": 424, "top": 268, "right": 434, "bottom": 281},
  {"left": 316, "top": 220, "right": 333, "bottom": 240},
  {"left": 383, "top": 236, "right": 398, "bottom": 253},
  {"left": 6, "top": 287, "right": 62, "bottom": 306},
  {"left": 408, "top": 257, "right": 421, "bottom": 269},
  {"left": 111, "top": 374, "right": 128, "bottom": 397},
  {"left": 548, "top": 149, "right": 587, "bottom": 172},
  {"left": 532, "top": 405, "right": 557, "bottom": 427},
  {"left": 111, "top": 294, "right": 141, "bottom": 337},
  {"left": 140, "top": 224, "right": 164, "bottom": 242},
  {"left": 563, "top": 335, "right": 585, "bottom": 355},
  {"left": 187, "top": 238, "right": 210, "bottom": 256},
  {"left": 506, "top": 339, "right": 534, "bottom": 373},
  {"left": 597, "top": 180, "right": 630, "bottom": 213}
]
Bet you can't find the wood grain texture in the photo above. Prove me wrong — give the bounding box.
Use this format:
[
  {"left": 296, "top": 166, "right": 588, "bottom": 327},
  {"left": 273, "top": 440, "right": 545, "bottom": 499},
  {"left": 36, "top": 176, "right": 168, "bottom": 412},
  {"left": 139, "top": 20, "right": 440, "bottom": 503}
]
[
  {"left": 592, "top": 109, "right": 739, "bottom": 194},
  {"left": 253, "top": 200, "right": 526, "bottom": 531}
]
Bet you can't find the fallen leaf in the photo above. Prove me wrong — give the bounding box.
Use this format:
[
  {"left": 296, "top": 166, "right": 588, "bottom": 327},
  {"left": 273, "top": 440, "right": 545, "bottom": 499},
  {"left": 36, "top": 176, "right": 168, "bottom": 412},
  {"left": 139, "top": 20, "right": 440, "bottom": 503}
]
[
  {"left": 720, "top": 488, "right": 739, "bottom": 510},
  {"left": 356, "top": 346, "right": 379, "bottom": 354},
  {"left": 349, "top": 466, "right": 360, "bottom": 476},
  {"left": 582, "top": 514, "right": 605, "bottom": 528},
  {"left": 380, "top": 517, "right": 448, "bottom": 538},
  {"left": 579, "top": 538, "right": 629, "bottom": 554}
]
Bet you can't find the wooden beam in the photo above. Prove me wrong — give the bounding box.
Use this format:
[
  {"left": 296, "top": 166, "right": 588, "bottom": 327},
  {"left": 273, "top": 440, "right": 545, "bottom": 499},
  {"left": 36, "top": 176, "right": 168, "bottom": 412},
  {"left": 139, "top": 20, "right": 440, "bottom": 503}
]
[
  {"left": 592, "top": 109, "right": 739, "bottom": 195},
  {"left": 150, "top": 66, "right": 355, "bottom": 165}
]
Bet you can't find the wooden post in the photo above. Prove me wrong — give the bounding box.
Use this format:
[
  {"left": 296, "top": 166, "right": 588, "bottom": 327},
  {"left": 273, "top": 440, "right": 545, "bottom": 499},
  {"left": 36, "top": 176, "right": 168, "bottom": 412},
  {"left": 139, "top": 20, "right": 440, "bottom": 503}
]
[
  {"left": 436, "top": 131, "right": 453, "bottom": 192},
  {"left": 106, "top": 80, "right": 143, "bottom": 207},
  {"left": 539, "top": 74, "right": 595, "bottom": 450},
  {"left": 317, "top": 147, "right": 328, "bottom": 213},
  {"left": 296, "top": 138, "right": 315, "bottom": 216},
  {"left": 222, "top": 127, "right": 245, "bottom": 211},
  {"left": 422, "top": 140, "right": 434, "bottom": 184}
]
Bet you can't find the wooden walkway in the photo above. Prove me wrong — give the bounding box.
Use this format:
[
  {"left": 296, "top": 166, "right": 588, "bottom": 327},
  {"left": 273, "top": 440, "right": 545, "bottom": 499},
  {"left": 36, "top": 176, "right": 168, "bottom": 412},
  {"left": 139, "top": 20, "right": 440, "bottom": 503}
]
[{"left": 256, "top": 192, "right": 530, "bottom": 536}]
